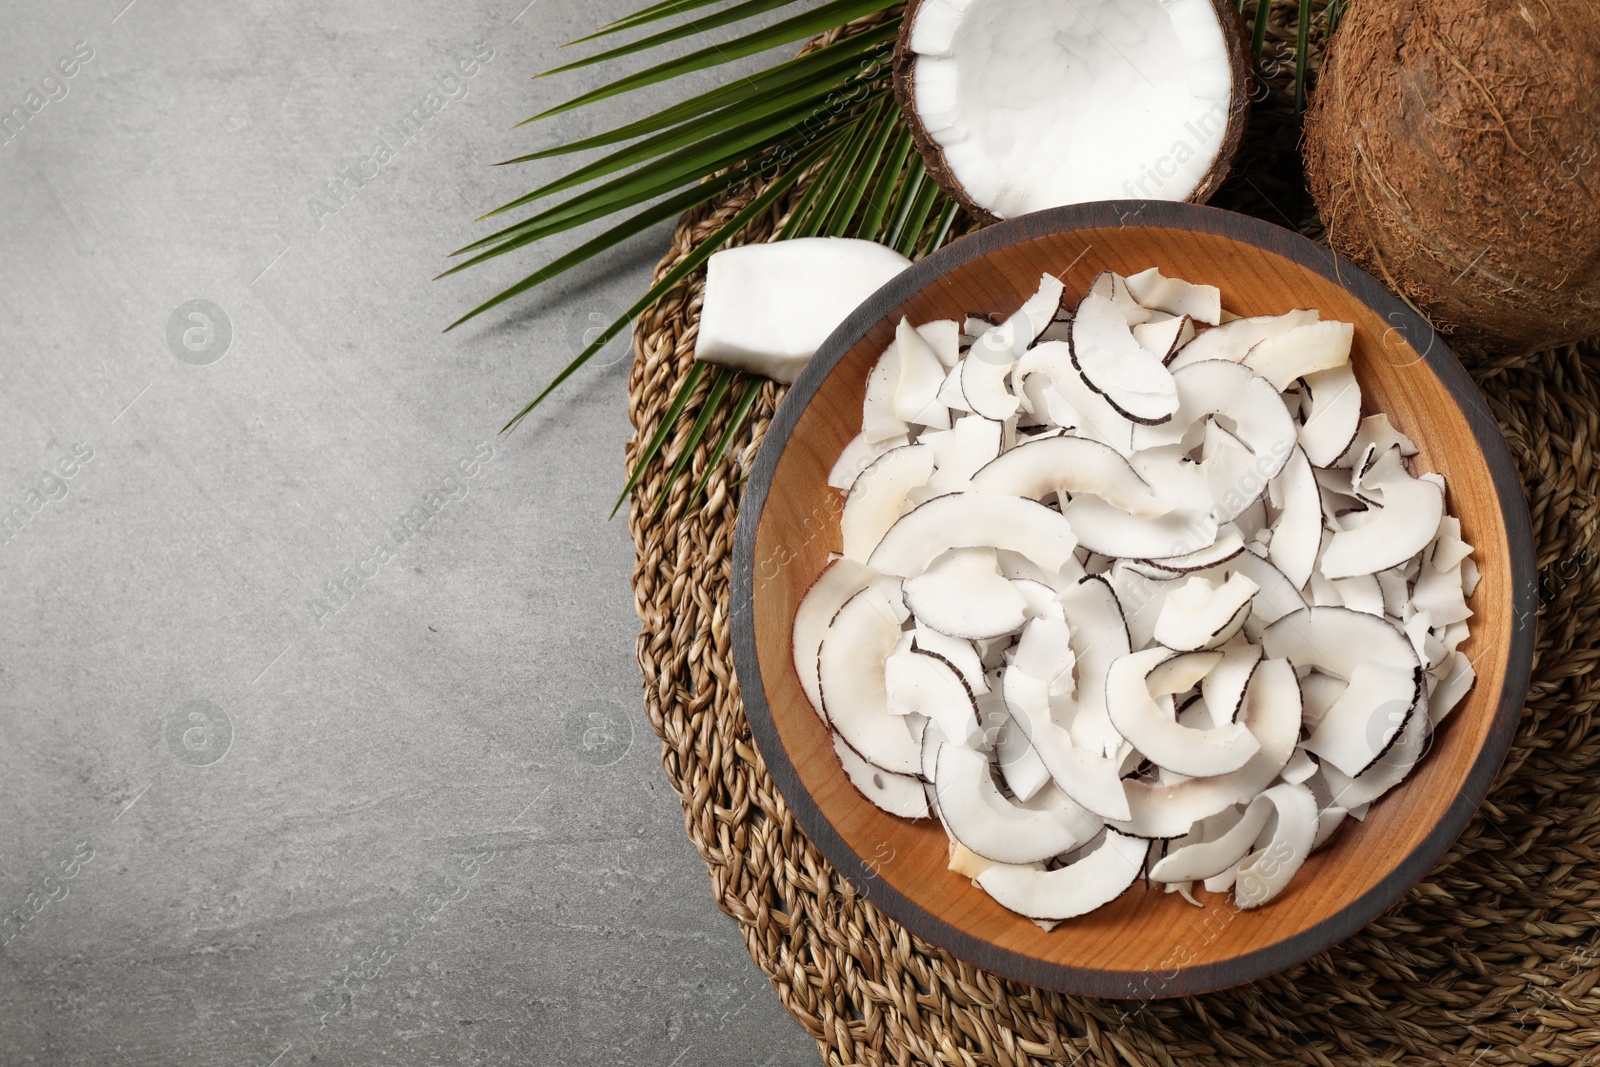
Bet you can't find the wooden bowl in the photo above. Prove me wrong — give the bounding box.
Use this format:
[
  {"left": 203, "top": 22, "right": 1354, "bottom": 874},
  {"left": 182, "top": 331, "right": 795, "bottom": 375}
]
[{"left": 730, "top": 201, "right": 1535, "bottom": 998}]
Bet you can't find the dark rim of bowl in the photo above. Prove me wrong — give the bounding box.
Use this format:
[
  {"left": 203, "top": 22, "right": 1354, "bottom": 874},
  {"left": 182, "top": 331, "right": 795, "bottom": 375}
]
[{"left": 730, "top": 199, "right": 1536, "bottom": 998}]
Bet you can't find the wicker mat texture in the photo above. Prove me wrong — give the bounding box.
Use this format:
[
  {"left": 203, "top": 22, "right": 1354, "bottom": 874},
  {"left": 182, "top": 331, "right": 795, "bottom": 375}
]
[{"left": 624, "top": 9, "right": 1600, "bottom": 1066}]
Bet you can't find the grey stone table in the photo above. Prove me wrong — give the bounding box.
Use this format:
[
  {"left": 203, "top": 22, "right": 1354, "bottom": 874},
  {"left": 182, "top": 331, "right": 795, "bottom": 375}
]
[{"left": 0, "top": 1, "right": 818, "bottom": 1063}]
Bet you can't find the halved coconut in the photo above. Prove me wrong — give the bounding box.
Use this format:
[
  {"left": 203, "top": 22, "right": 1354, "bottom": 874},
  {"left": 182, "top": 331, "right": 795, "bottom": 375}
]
[
  {"left": 1106, "top": 647, "right": 1260, "bottom": 776},
  {"left": 969, "top": 433, "right": 1171, "bottom": 518},
  {"left": 975, "top": 828, "right": 1150, "bottom": 920},
  {"left": 694, "top": 238, "right": 912, "bottom": 382},
  {"left": 869, "top": 492, "right": 1079, "bottom": 578},
  {"left": 818, "top": 587, "right": 924, "bottom": 775},
  {"left": 934, "top": 743, "right": 1101, "bottom": 863},
  {"left": 893, "top": 0, "right": 1250, "bottom": 221},
  {"left": 833, "top": 732, "right": 931, "bottom": 819}
]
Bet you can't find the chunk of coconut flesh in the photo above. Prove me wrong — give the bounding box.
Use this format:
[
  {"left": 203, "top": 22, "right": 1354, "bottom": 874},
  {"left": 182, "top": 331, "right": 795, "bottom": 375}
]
[
  {"left": 1201, "top": 636, "right": 1263, "bottom": 723},
  {"left": 1298, "top": 364, "right": 1363, "bottom": 467},
  {"left": 914, "top": 623, "right": 989, "bottom": 693},
  {"left": 893, "top": 318, "right": 950, "bottom": 424},
  {"left": 817, "top": 587, "right": 924, "bottom": 775},
  {"left": 975, "top": 829, "right": 1151, "bottom": 920},
  {"left": 829, "top": 432, "right": 910, "bottom": 491},
  {"left": 901, "top": 0, "right": 1240, "bottom": 218},
  {"left": 1133, "top": 360, "right": 1296, "bottom": 486},
  {"left": 1300, "top": 659, "right": 1421, "bottom": 777},
  {"left": 1106, "top": 647, "right": 1261, "bottom": 777},
  {"left": 695, "top": 238, "right": 911, "bottom": 382},
  {"left": 833, "top": 733, "right": 930, "bottom": 819},
  {"left": 1003, "top": 667, "right": 1134, "bottom": 820},
  {"left": 1058, "top": 575, "right": 1133, "bottom": 757},
  {"left": 904, "top": 546, "right": 1029, "bottom": 640},
  {"left": 1266, "top": 444, "right": 1320, "bottom": 590},
  {"left": 1133, "top": 314, "right": 1197, "bottom": 362},
  {"left": 933, "top": 743, "right": 1101, "bottom": 864}
]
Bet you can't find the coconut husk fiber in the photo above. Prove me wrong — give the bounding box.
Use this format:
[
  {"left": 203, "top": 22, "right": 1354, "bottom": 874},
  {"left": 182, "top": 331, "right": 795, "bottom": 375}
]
[{"left": 626, "top": 5, "right": 1600, "bottom": 1064}]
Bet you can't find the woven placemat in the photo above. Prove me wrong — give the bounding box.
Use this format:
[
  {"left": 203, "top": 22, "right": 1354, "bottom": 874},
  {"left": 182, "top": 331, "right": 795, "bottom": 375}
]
[{"left": 625, "top": 10, "right": 1600, "bottom": 1066}]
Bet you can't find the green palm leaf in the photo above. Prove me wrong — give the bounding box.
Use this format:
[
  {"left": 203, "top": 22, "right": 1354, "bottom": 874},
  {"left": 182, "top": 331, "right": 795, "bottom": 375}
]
[
  {"left": 540, "top": 0, "right": 808, "bottom": 79},
  {"left": 525, "top": 0, "right": 897, "bottom": 123},
  {"left": 570, "top": 0, "right": 768, "bottom": 44},
  {"left": 508, "top": 24, "right": 894, "bottom": 145}
]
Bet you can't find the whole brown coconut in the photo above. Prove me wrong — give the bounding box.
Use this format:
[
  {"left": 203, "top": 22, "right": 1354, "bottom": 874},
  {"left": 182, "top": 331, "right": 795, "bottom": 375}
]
[{"left": 1304, "top": 0, "right": 1600, "bottom": 356}]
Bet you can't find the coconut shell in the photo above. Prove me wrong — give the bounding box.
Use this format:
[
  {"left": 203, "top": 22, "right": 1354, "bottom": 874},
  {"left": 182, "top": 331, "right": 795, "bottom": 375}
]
[
  {"left": 892, "top": 0, "right": 1252, "bottom": 225},
  {"left": 1304, "top": 0, "right": 1600, "bottom": 356}
]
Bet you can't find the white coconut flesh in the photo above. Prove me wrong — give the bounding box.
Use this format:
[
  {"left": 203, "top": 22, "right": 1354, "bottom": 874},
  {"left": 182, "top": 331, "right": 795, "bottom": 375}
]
[
  {"left": 833, "top": 732, "right": 931, "bottom": 819},
  {"left": 798, "top": 267, "right": 1477, "bottom": 923},
  {"left": 975, "top": 829, "right": 1151, "bottom": 921},
  {"left": 934, "top": 743, "right": 1101, "bottom": 864},
  {"left": 695, "top": 238, "right": 911, "bottom": 382},
  {"left": 903, "top": 0, "right": 1237, "bottom": 218}
]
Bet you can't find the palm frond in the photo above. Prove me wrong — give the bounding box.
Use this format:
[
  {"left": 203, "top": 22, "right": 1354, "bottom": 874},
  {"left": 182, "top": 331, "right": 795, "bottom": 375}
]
[
  {"left": 525, "top": 0, "right": 897, "bottom": 123},
  {"left": 541, "top": 0, "right": 807, "bottom": 79},
  {"left": 508, "top": 24, "right": 894, "bottom": 144},
  {"left": 570, "top": 0, "right": 769, "bottom": 45}
]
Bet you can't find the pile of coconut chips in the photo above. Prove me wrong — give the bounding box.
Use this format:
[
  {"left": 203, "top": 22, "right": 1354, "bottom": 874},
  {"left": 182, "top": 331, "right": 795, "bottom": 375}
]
[{"left": 793, "top": 267, "right": 1478, "bottom": 922}]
